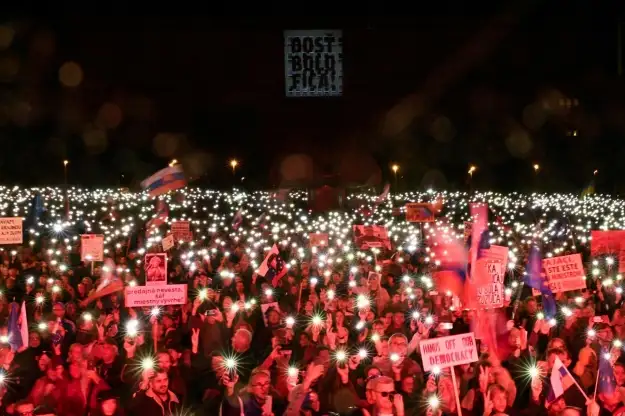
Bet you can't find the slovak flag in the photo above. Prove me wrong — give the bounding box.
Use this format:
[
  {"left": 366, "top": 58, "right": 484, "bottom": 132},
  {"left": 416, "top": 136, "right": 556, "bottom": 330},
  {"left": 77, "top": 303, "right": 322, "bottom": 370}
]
[
  {"left": 547, "top": 356, "right": 576, "bottom": 403},
  {"left": 141, "top": 165, "right": 187, "bottom": 198}
]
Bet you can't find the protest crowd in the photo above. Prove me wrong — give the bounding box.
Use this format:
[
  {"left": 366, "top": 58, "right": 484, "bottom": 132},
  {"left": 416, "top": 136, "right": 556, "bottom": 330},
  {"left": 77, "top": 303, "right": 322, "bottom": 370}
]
[{"left": 0, "top": 182, "right": 624, "bottom": 416}]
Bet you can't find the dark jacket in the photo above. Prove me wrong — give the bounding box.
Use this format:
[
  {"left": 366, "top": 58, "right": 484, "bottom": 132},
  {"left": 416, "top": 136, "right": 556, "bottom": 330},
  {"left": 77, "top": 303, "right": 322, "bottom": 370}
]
[{"left": 129, "top": 389, "right": 181, "bottom": 416}]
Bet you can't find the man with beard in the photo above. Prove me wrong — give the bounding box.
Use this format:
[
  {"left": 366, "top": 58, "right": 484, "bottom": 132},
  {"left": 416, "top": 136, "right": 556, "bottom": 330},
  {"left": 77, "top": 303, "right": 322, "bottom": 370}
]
[{"left": 129, "top": 370, "right": 181, "bottom": 416}]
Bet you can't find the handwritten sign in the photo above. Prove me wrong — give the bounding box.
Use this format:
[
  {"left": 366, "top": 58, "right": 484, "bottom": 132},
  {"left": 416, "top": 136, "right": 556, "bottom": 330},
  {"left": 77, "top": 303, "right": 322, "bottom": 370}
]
[
  {"left": 420, "top": 332, "right": 478, "bottom": 371},
  {"left": 125, "top": 284, "right": 188, "bottom": 307},
  {"left": 542, "top": 253, "right": 586, "bottom": 293},
  {"left": 80, "top": 234, "right": 104, "bottom": 262},
  {"left": 309, "top": 233, "right": 329, "bottom": 248},
  {"left": 0, "top": 217, "right": 22, "bottom": 245},
  {"left": 405, "top": 203, "right": 435, "bottom": 223},
  {"left": 476, "top": 261, "right": 504, "bottom": 308}
]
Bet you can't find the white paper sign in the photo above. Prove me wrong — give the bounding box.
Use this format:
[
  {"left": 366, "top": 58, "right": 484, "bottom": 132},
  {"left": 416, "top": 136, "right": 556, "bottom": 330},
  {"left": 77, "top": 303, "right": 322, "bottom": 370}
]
[
  {"left": 0, "top": 217, "right": 22, "bottom": 245},
  {"left": 80, "top": 234, "right": 104, "bottom": 261},
  {"left": 419, "top": 332, "right": 478, "bottom": 371},
  {"left": 476, "top": 261, "right": 504, "bottom": 308},
  {"left": 162, "top": 234, "right": 174, "bottom": 251},
  {"left": 124, "top": 284, "right": 188, "bottom": 307},
  {"left": 479, "top": 245, "right": 509, "bottom": 267},
  {"left": 542, "top": 253, "right": 586, "bottom": 293}
]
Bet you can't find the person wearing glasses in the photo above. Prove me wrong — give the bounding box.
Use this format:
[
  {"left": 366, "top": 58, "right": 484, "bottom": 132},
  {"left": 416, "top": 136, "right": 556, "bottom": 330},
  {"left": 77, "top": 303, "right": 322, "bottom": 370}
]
[
  {"left": 364, "top": 376, "right": 404, "bottom": 416},
  {"left": 221, "top": 367, "right": 285, "bottom": 416}
]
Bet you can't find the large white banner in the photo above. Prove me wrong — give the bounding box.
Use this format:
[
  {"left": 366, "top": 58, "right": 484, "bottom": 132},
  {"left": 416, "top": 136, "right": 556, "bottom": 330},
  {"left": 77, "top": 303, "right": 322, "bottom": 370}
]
[
  {"left": 284, "top": 30, "right": 343, "bottom": 97},
  {"left": 125, "top": 284, "right": 188, "bottom": 307},
  {"left": 419, "top": 332, "right": 478, "bottom": 371},
  {"left": 0, "top": 218, "right": 22, "bottom": 245}
]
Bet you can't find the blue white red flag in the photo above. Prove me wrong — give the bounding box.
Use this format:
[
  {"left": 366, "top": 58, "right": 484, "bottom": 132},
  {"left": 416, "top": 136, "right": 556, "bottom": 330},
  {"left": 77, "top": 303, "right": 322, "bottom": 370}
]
[{"left": 141, "top": 165, "right": 186, "bottom": 198}]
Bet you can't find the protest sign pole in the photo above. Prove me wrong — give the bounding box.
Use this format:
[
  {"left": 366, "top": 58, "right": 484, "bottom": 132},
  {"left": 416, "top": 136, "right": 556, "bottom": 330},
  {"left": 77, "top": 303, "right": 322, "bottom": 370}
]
[
  {"left": 450, "top": 366, "right": 463, "bottom": 416},
  {"left": 91, "top": 260, "right": 95, "bottom": 276}
]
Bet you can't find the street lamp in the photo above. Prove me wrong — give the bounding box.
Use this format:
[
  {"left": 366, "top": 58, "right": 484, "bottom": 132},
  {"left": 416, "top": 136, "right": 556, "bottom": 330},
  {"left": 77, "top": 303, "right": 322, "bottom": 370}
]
[
  {"left": 391, "top": 164, "right": 399, "bottom": 188},
  {"left": 468, "top": 165, "right": 477, "bottom": 177},
  {"left": 169, "top": 159, "right": 178, "bottom": 167},
  {"left": 533, "top": 163, "right": 540, "bottom": 173},
  {"left": 230, "top": 159, "right": 239, "bottom": 175},
  {"left": 63, "top": 160, "right": 69, "bottom": 219}
]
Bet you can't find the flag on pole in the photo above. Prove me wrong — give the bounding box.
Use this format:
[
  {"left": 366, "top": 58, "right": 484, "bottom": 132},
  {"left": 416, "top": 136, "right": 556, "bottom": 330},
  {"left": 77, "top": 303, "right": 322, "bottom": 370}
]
[
  {"left": 141, "top": 165, "right": 187, "bottom": 198},
  {"left": 8, "top": 301, "right": 28, "bottom": 352}
]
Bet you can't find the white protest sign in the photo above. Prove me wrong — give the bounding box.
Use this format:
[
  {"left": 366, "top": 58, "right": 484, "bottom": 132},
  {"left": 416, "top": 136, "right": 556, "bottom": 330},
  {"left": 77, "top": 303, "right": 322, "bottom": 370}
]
[
  {"left": 542, "top": 253, "right": 586, "bottom": 293},
  {"left": 0, "top": 217, "right": 22, "bottom": 245},
  {"left": 476, "top": 260, "right": 504, "bottom": 308},
  {"left": 419, "top": 332, "right": 478, "bottom": 372},
  {"left": 125, "top": 284, "right": 188, "bottom": 307},
  {"left": 80, "top": 234, "right": 104, "bottom": 262},
  {"left": 162, "top": 234, "right": 175, "bottom": 251}
]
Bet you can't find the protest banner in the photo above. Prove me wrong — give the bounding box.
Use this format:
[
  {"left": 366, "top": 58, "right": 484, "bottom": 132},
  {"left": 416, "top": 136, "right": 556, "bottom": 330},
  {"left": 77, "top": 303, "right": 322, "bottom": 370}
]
[
  {"left": 284, "top": 30, "right": 343, "bottom": 97},
  {"left": 405, "top": 203, "right": 436, "bottom": 223},
  {"left": 419, "top": 332, "right": 478, "bottom": 372},
  {"left": 80, "top": 234, "right": 104, "bottom": 262},
  {"left": 309, "top": 233, "right": 329, "bottom": 248},
  {"left": 171, "top": 221, "right": 192, "bottom": 242},
  {"left": 542, "top": 253, "right": 586, "bottom": 292},
  {"left": 0, "top": 217, "right": 22, "bottom": 245},
  {"left": 125, "top": 284, "right": 187, "bottom": 307},
  {"left": 353, "top": 225, "right": 391, "bottom": 250},
  {"left": 145, "top": 253, "right": 167, "bottom": 286},
  {"left": 475, "top": 260, "right": 504, "bottom": 308}
]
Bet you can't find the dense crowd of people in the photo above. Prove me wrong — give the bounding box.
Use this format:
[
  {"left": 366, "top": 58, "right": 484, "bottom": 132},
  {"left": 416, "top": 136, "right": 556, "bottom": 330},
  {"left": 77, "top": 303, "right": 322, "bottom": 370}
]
[{"left": 0, "top": 187, "right": 623, "bottom": 416}]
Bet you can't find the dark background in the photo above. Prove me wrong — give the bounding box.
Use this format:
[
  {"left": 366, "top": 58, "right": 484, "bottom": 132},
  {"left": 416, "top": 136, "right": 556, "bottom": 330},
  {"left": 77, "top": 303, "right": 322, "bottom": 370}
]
[{"left": 1, "top": 2, "right": 625, "bottom": 192}]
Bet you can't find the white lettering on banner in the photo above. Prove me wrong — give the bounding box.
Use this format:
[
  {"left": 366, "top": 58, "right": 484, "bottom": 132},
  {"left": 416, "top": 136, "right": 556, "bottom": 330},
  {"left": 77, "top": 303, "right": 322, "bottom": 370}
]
[
  {"left": 420, "top": 333, "right": 478, "bottom": 371},
  {"left": 0, "top": 217, "right": 23, "bottom": 245},
  {"left": 542, "top": 254, "right": 586, "bottom": 293},
  {"left": 125, "top": 284, "right": 188, "bottom": 307},
  {"left": 80, "top": 234, "right": 104, "bottom": 262},
  {"left": 284, "top": 30, "right": 343, "bottom": 97}
]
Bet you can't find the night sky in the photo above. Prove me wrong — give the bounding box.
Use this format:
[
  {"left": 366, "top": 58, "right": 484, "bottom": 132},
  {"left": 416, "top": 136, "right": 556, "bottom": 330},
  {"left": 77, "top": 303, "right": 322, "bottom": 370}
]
[{"left": 1, "top": 3, "right": 624, "bottom": 193}]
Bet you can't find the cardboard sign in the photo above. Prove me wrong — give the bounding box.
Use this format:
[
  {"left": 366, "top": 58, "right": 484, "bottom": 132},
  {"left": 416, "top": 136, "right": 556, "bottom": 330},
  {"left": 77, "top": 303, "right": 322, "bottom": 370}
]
[
  {"left": 405, "top": 203, "right": 435, "bottom": 223},
  {"left": 80, "top": 234, "right": 104, "bottom": 262},
  {"left": 171, "top": 221, "right": 192, "bottom": 242},
  {"left": 542, "top": 254, "right": 586, "bottom": 293},
  {"left": 125, "top": 284, "right": 187, "bottom": 307},
  {"left": 0, "top": 217, "right": 22, "bottom": 245},
  {"left": 309, "top": 233, "right": 329, "bottom": 248},
  {"left": 145, "top": 253, "right": 168, "bottom": 286},
  {"left": 475, "top": 260, "right": 504, "bottom": 308},
  {"left": 419, "top": 332, "right": 478, "bottom": 371},
  {"left": 162, "top": 234, "right": 175, "bottom": 251}
]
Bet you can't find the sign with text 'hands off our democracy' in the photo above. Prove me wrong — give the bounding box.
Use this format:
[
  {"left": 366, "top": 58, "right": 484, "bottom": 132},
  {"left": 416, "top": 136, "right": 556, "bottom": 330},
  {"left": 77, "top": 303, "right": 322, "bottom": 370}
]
[{"left": 419, "top": 332, "right": 478, "bottom": 372}]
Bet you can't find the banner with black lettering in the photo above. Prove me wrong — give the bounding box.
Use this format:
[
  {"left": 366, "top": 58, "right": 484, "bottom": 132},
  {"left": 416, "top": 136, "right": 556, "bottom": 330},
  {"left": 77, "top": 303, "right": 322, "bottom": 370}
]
[{"left": 284, "top": 30, "right": 343, "bottom": 97}]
